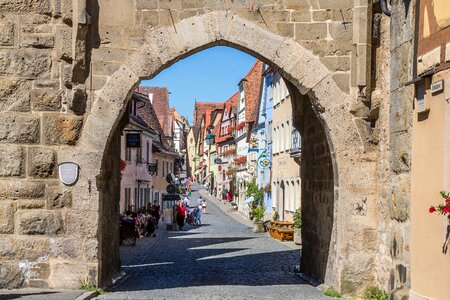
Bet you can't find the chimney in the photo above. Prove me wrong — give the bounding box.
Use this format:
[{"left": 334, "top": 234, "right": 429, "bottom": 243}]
[{"left": 148, "top": 93, "right": 153, "bottom": 104}]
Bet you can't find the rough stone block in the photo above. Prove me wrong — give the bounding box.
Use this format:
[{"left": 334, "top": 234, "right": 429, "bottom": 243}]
[
  {"left": 17, "top": 199, "right": 46, "bottom": 209},
  {"left": 390, "top": 87, "right": 413, "bottom": 134},
  {"left": 92, "top": 61, "right": 122, "bottom": 76},
  {"left": 31, "top": 89, "right": 62, "bottom": 111},
  {"left": 390, "top": 42, "right": 413, "bottom": 91},
  {"left": 291, "top": 10, "right": 311, "bottom": 22},
  {"left": 0, "top": 0, "right": 51, "bottom": 14},
  {"left": 0, "top": 201, "right": 16, "bottom": 233},
  {"left": 49, "top": 262, "right": 95, "bottom": 289},
  {"left": 99, "top": 0, "right": 134, "bottom": 27},
  {"left": 136, "top": 10, "right": 160, "bottom": 27},
  {"left": 135, "top": 0, "right": 158, "bottom": 10},
  {"left": 0, "top": 79, "right": 31, "bottom": 112},
  {"left": 320, "top": 56, "right": 350, "bottom": 72},
  {"left": 29, "top": 263, "right": 50, "bottom": 280},
  {"left": 0, "top": 180, "right": 46, "bottom": 199},
  {"left": 42, "top": 113, "right": 83, "bottom": 145},
  {"left": 276, "top": 22, "right": 294, "bottom": 37},
  {"left": 0, "top": 236, "right": 50, "bottom": 260},
  {"left": 53, "top": 0, "right": 72, "bottom": 24},
  {"left": 50, "top": 237, "right": 81, "bottom": 259},
  {"left": 317, "top": 0, "right": 352, "bottom": 9},
  {"left": 55, "top": 26, "right": 72, "bottom": 62},
  {"left": 282, "top": 0, "right": 310, "bottom": 9},
  {"left": 0, "top": 113, "right": 40, "bottom": 144},
  {"left": 46, "top": 187, "right": 72, "bottom": 209},
  {"left": 28, "top": 147, "right": 56, "bottom": 178},
  {"left": 17, "top": 210, "right": 63, "bottom": 235},
  {"left": 0, "top": 21, "right": 15, "bottom": 46},
  {"left": 0, "top": 49, "right": 51, "bottom": 77},
  {"left": 159, "top": 0, "right": 182, "bottom": 9},
  {"left": 352, "top": 5, "right": 371, "bottom": 44},
  {"left": 329, "top": 22, "right": 352, "bottom": 41},
  {"left": 298, "top": 40, "right": 352, "bottom": 56},
  {"left": 295, "top": 23, "right": 327, "bottom": 40},
  {"left": 0, "top": 262, "right": 24, "bottom": 289},
  {"left": 388, "top": 174, "right": 410, "bottom": 222},
  {"left": 29, "top": 279, "right": 49, "bottom": 288},
  {"left": 20, "top": 35, "right": 54, "bottom": 48},
  {"left": 181, "top": 0, "right": 202, "bottom": 9},
  {"left": 312, "top": 9, "right": 352, "bottom": 22},
  {"left": 332, "top": 73, "right": 350, "bottom": 93},
  {"left": 390, "top": 131, "right": 411, "bottom": 174},
  {"left": 390, "top": 0, "right": 415, "bottom": 50},
  {"left": 21, "top": 23, "right": 53, "bottom": 34},
  {"left": 0, "top": 145, "right": 24, "bottom": 177}
]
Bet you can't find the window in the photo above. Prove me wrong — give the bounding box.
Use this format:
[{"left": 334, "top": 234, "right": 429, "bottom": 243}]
[
  {"left": 137, "top": 146, "right": 142, "bottom": 163},
  {"left": 280, "top": 124, "right": 284, "bottom": 152},
  {"left": 268, "top": 121, "right": 272, "bottom": 144},
  {"left": 162, "top": 160, "right": 165, "bottom": 177},
  {"left": 290, "top": 180, "right": 295, "bottom": 212},
  {"left": 134, "top": 188, "right": 138, "bottom": 211},
  {"left": 146, "top": 142, "right": 150, "bottom": 163},
  {"left": 155, "top": 159, "right": 159, "bottom": 176},
  {"left": 286, "top": 121, "right": 290, "bottom": 150},
  {"left": 170, "top": 162, "right": 173, "bottom": 174},
  {"left": 125, "top": 147, "right": 131, "bottom": 162},
  {"left": 124, "top": 188, "right": 131, "bottom": 212}
]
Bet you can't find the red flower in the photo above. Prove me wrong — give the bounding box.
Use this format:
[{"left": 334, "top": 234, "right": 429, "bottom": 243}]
[
  {"left": 446, "top": 197, "right": 450, "bottom": 204},
  {"left": 443, "top": 206, "right": 450, "bottom": 214},
  {"left": 429, "top": 206, "right": 436, "bottom": 213},
  {"left": 120, "top": 159, "right": 127, "bottom": 171}
]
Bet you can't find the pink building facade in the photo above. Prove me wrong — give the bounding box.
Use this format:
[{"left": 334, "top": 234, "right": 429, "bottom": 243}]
[{"left": 119, "top": 95, "right": 156, "bottom": 213}]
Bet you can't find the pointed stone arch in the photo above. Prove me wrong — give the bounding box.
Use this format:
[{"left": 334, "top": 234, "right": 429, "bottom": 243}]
[{"left": 67, "top": 11, "right": 377, "bottom": 292}]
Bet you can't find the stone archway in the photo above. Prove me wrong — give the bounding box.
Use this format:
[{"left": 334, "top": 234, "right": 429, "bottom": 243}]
[{"left": 70, "top": 12, "right": 378, "bottom": 292}]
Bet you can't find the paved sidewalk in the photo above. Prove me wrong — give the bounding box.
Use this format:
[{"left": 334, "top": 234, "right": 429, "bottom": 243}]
[{"left": 0, "top": 289, "right": 94, "bottom": 300}]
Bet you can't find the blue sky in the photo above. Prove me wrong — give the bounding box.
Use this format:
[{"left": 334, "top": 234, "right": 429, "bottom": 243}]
[{"left": 140, "top": 46, "right": 256, "bottom": 125}]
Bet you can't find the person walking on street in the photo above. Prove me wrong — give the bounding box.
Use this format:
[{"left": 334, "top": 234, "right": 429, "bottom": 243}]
[
  {"left": 226, "top": 191, "right": 232, "bottom": 202},
  {"left": 202, "top": 199, "right": 206, "bottom": 213},
  {"left": 176, "top": 200, "right": 186, "bottom": 230},
  {"left": 195, "top": 201, "right": 203, "bottom": 226}
]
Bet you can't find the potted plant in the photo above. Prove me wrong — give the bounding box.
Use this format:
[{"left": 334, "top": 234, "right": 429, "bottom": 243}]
[
  {"left": 252, "top": 204, "right": 265, "bottom": 233},
  {"left": 272, "top": 210, "right": 279, "bottom": 221},
  {"left": 293, "top": 208, "right": 302, "bottom": 245},
  {"left": 246, "top": 179, "right": 265, "bottom": 232}
]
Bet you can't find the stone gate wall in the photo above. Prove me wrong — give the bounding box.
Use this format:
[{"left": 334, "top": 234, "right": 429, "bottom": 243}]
[{"left": 0, "top": 0, "right": 411, "bottom": 296}]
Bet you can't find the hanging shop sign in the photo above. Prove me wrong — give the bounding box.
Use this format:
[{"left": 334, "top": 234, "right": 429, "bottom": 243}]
[
  {"left": 148, "top": 163, "right": 157, "bottom": 175},
  {"left": 258, "top": 157, "right": 271, "bottom": 170},
  {"left": 58, "top": 162, "right": 79, "bottom": 186},
  {"left": 214, "top": 158, "right": 222, "bottom": 164},
  {"left": 126, "top": 133, "right": 141, "bottom": 148}
]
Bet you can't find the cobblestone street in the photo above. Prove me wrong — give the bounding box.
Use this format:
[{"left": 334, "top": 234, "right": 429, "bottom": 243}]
[{"left": 98, "top": 190, "right": 327, "bottom": 300}]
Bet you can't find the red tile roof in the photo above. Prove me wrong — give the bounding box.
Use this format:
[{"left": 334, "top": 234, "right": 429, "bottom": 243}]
[
  {"left": 133, "top": 91, "right": 171, "bottom": 150},
  {"left": 215, "top": 92, "right": 238, "bottom": 144},
  {"left": 242, "top": 60, "right": 263, "bottom": 124},
  {"left": 138, "top": 86, "right": 170, "bottom": 136},
  {"left": 194, "top": 102, "right": 223, "bottom": 127}
]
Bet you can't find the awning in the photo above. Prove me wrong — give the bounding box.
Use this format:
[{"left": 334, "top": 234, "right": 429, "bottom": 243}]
[{"left": 243, "top": 196, "right": 254, "bottom": 205}]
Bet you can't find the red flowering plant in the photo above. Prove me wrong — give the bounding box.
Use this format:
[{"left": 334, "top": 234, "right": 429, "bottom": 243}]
[{"left": 429, "top": 191, "right": 450, "bottom": 215}]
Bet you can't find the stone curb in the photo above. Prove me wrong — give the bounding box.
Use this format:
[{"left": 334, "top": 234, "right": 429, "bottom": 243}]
[{"left": 74, "top": 291, "right": 99, "bottom": 300}]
